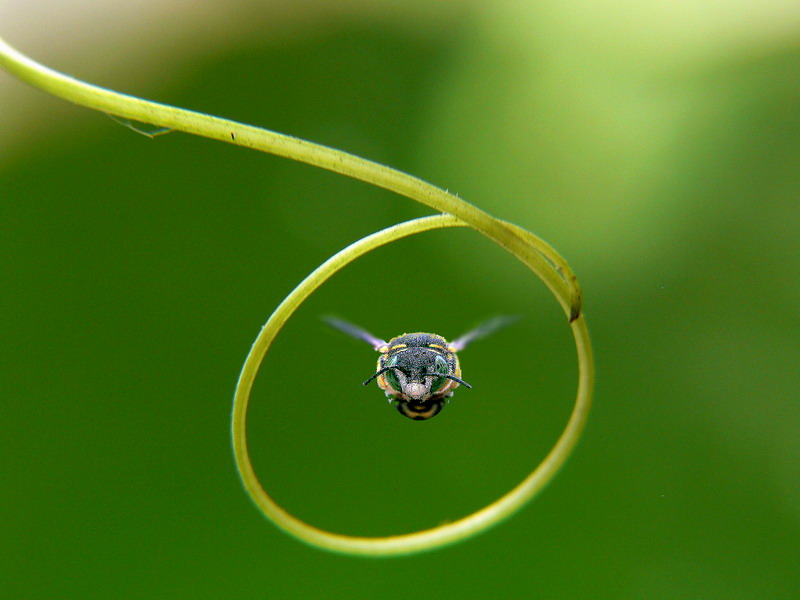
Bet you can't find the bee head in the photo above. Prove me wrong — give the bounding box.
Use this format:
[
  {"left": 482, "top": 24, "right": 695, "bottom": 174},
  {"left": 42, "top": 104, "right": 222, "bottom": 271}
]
[{"left": 362, "top": 348, "right": 471, "bottom": 411}]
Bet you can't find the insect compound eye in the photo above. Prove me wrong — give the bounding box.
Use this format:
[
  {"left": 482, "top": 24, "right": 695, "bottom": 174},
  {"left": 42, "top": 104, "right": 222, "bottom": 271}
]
[
  {"left": 385, "top": 369, "right": 402, "bottom": 393},
  {"left": 429, "top": 355, "right": 450, "bottom": 393},
  {"left": 383, "top": 355, "right": 403, "bottom": 392}
]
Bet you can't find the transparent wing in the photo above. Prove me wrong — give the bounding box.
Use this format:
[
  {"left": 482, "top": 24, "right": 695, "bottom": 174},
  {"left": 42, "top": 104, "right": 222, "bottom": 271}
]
[
  {"left": 449, "top": 315, "right": 519, "bottom": 352},
  {"left": 322, "top": 316, "right": 386, "bottom": 350}
]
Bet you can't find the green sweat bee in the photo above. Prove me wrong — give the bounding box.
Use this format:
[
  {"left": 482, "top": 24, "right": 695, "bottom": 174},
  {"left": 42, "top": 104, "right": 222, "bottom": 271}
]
[{"left": 324, "top": 316, "right": 517, "bottom": 420}]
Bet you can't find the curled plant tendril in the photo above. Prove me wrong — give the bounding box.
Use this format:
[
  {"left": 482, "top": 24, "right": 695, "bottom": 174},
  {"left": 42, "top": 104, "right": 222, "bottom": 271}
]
[
  {"left": 0, "top": 35, "right": 594, "bottom": 557},
  {"left": 233, "top": 216, "right": 593, "bottom": 556}
]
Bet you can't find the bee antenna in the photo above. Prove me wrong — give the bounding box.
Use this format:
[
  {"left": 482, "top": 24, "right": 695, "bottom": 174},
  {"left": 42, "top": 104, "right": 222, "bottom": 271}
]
[
  {"left": 362, "top": 365, "right": 397, "bottom": 386},
  {"left": 363, "top": 368, "right": 473, "bottom": 389},
  {"left": 443, "top": 374, "right": 472, "bottom": 389}
]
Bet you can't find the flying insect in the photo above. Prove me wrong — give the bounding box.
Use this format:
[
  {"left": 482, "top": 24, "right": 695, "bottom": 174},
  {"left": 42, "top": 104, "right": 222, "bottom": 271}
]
[{"left": 324, "top": 316, "right": 517, "bottom": 420}]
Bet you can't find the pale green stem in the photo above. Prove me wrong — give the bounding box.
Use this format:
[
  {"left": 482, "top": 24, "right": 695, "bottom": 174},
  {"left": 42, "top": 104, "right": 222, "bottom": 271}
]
[
  {"left": 0, "top": 36, "right": 580, "bottom": 320},
  {"left": 1, "top": 36, "right": 594, "bottom": 556}
]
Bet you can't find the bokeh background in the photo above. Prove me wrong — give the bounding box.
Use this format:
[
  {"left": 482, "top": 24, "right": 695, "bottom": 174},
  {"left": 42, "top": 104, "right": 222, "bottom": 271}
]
[{"left": 2, "top": 1, "right": 799, "bottom": 598}]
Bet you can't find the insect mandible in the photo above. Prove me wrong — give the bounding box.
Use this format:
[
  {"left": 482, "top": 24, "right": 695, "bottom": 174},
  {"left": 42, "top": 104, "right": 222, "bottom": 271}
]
[{"left": 324, "top": 316, "right": 517, "bottom": 420}]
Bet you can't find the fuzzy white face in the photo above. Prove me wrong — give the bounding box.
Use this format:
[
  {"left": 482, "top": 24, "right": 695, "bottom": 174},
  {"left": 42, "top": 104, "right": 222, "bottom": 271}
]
[{"left": 400, "top": 377, "right": 429, "bottom": 401}]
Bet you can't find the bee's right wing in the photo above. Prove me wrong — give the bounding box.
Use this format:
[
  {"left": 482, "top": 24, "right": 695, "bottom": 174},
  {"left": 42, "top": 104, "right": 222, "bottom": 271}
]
[
  {"left": 449, "top": 315, "right": 519, "bottom": 352},
  {"left": 322, "top": 316, "right": 387, "bottom": 351}
]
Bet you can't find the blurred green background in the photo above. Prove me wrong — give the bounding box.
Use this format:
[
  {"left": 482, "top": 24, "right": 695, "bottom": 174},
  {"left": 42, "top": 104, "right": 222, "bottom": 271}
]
[{"left": 2, "top": 2, "right": 799, "bottom": 598}]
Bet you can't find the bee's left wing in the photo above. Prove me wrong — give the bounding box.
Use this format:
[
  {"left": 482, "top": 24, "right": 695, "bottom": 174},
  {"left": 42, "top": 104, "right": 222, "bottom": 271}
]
[
  {"left": 322, "top": 316, "right": 387, "bottom": 351},
  {"left": 449, "top": 315, "right": 519, "bottom": 352}
]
